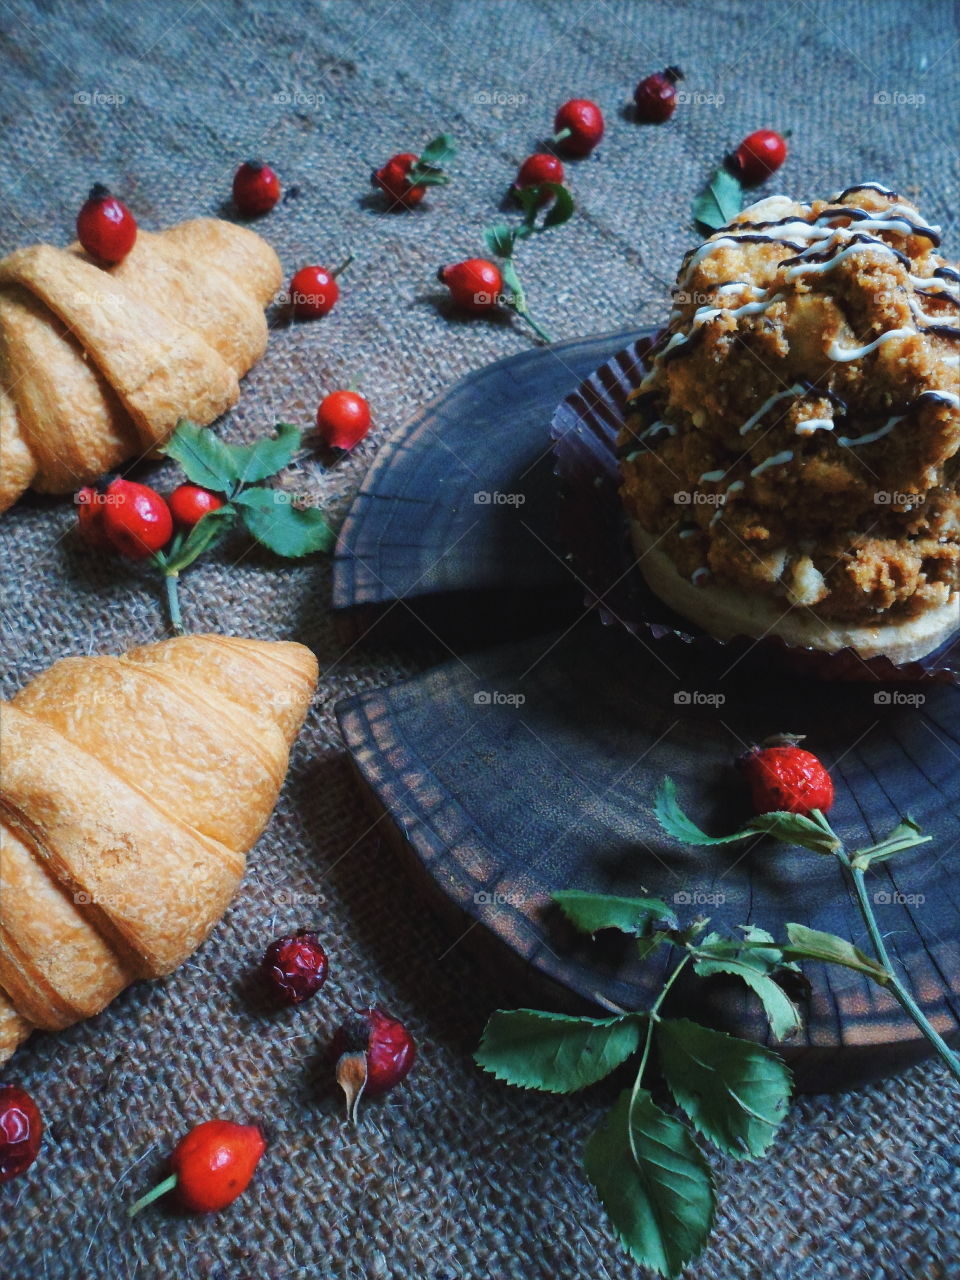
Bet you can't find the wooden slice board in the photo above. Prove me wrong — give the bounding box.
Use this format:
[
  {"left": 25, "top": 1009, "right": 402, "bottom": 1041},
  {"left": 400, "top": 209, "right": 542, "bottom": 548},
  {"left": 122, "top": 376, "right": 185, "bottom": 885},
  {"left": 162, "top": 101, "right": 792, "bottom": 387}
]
[{"left": 332, "top": 333, "right": 960, "bottom": 1090}]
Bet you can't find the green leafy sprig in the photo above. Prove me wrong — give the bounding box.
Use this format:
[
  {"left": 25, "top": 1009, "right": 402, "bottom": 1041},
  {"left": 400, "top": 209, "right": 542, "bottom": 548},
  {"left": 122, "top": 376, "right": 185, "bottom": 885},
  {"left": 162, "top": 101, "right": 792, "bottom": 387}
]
[
  {"left": 476, "top": 892, "right": 799, "bottom": 1276},
  {"left": 691, "top": 163, "right": 745, "bottom": 234},
  {"left": 476, "top": 797, "right": 954, "bottom": 1276},
  {"left": 654, "top": 780, "right": 957, "bottom": 1082},
  {"left": 482, "top": 183, "right": 575, "bottom": 342},
  {"left": 407, "top": 133, "right": 457, "bottom": 188},
  {"left": 152, "top": 418, "right": 335, "bottom": 634}
]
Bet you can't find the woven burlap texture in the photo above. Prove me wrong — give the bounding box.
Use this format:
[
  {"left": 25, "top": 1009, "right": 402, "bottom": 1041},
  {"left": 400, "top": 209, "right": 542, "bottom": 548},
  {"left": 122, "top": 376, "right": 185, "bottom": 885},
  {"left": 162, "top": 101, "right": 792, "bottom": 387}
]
[{"left": 1, "top": 1, "right": 958, "bottom": 1277}]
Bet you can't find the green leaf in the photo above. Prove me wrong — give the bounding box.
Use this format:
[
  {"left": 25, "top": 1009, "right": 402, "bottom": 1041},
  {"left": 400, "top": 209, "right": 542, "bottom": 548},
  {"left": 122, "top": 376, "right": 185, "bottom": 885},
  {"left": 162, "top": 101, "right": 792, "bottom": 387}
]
[
  {"left": 541, "top": 183, "right": 575, "bottom": 229},
  {"left": 850, "top": 817, "right": 932, "bottom": 870},
  {"left": 692, "top": 939, "right": 802, "bottom": 1040},
  {"left": 516, "top": 185, "right": 542, "bottom": 228},
  {"left": 692, "top": 166, "right": 744, "bottom": 233},
  {"left": 228, "top": 422, "right": 302, "bottom": 485},
  {"left": 553, "top": 890, "right": 677, "bottom": 937},
  {"left": 418, "top": 133, "right": 456, "bottom": 169},
  {"left": 161, "top": 419, "right": 241, "bottom": 492},
  {"left": 584, "top": 1087, "right": 715, "bottom": 1277},
  {"left": 653, "top": 779, "right": 756, "bottom": 847},
  {"left": 484, "top": 223, "right": 517, "bottom": 259},
  {"left": 747, "top": 810, "right": 841, "bottom": 855},
  {"left": 737, "top": 924, "right": 800, "bottom": 974},
  {"left": 234, "top": 486, "right": 335, "bottom": 557},
  {"left": 163, "top": 504, "right": 235, "bottom": 573},
  {"left": 474, "top": 1009, "right": 644, "bottom": 1093},
  {"left": 782, "top": 923, "right": 889, "bottom": 984},
  {"left": 653, "top": 780, "right": 840, "bottom": 855},
  {"left": 656, "top": 1019, "right": 791, "bottom": 1159}
]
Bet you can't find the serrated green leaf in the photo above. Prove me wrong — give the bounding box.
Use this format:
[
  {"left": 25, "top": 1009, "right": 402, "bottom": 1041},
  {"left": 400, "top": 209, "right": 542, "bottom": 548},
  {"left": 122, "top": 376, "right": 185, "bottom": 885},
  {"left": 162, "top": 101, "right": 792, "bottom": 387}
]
[
  {"left": 692, "top": 943, "right": 802, "bottom": 1040},
  {"left": 418, "top": 133, "right": 456, "bottom": 168},
  {"left": 737, "top": 924, "right": 800, "bottom": 974},
  {"left": 584, "top": 1087, "right": 715, "bottom": 1277},
  {"left": 653, "top": 780, "right": 839, "bottom": 854},
  {"left": 553, "top": 890, "right": 677, "bottom": 937},
  {"left": 783, "top": 923, "right": 889, "bottom": 984},
  {"left": 656, "top": 1019, "right": 791, "bottom": 1159},
  {"left": 692, "top": 166, "right": 744, "bottom": 233},
  {"left": 637, "top": 932, "right": 670, "bottom": 962},
  {"left": 234, "top": 486, "right": 335, "bottom": 557},
  {"left": 850, "top": 817, "right": 931, "bottom": 870},
  {"left": 228, "top": 422, "right": 302, "bottom": 485},
  {"left": 161, "top": 419, "right": 241, "bottom": 492},
  {"left": 541, "top": 183, "right": 575, "bottom": 229},
  {"left": 653, "top": 779, "right": 756, "bottom": 846},
  {"left": 474, "top": 1009, "right": 644, "bottom": 1093},
  {"left": 484, "top": 223, "right": 517, "bottom": 258}
]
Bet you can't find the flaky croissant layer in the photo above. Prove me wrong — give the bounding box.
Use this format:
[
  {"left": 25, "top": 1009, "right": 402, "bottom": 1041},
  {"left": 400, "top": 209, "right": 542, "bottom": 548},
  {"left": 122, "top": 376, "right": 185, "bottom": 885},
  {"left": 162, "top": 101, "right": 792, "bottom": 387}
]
[
  {"left": 0, "top": 218, "right": 282, "bottom": 511},
  {"left": 0, "top": 633, "right": 318, "bottom": 1063}
]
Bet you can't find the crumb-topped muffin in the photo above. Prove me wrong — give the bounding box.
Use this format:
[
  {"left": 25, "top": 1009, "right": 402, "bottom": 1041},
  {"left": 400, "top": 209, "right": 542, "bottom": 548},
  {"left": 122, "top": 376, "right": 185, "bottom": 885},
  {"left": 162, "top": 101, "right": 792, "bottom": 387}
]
[{"left": 619, "top": 182, "right": 960, "bottom": 661}]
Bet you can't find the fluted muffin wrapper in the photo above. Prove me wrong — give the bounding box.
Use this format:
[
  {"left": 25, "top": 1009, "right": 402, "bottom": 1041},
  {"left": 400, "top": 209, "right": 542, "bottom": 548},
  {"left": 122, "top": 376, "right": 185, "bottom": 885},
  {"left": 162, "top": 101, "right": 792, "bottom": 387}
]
[{"left": 550, "top": 334, "right": 960, "bottom": 686}]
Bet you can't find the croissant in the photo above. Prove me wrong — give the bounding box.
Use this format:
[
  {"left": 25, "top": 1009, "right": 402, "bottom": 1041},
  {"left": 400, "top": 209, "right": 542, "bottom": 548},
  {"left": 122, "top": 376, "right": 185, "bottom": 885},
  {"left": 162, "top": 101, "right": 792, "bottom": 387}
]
[
  {"left": 0, "top": 633, "right": 318, "bottom": 1064},
  {"left": 0, "top": 218, "right": 282, "bottom": 512}
]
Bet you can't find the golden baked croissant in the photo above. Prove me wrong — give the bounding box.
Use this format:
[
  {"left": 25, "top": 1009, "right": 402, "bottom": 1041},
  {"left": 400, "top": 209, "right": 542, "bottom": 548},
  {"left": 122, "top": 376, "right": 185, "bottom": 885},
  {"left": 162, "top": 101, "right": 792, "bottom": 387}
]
[
  {"left": 0, "top": 218, "right": 282, "bottom": 512},
  {"left": 0, "top": 633, "right": 317, "bottom": 1064}
]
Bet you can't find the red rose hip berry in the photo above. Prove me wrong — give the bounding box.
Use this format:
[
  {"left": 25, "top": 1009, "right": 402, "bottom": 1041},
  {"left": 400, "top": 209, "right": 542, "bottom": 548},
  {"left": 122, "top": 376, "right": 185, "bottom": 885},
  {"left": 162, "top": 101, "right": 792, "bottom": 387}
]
[
  {"left": 0, "top": 1084, "right": 43, "bottom": 1184},
  {"left": 437, "top": 258, "right": 503, "bottom": 312},
  {"left": 514, "top": 153, "right": 564, "bottom": 203},
  {"left": 168, "top": 484, "right": 225, "bottom": 529},
  {"left": 315, "top": 390, "right": 371, "bottom": 450},
  {"left": 262, "top": 929, "right": 329, "bottom": 1004},
  {"left": 552, "top": 99, "right": 604, "bottom": 156},
  {"left": 101, "top": 478, "right": 173, "bottom": 559},
  {"left": 332, "top": 1007, "right": 416, "bottom": 1121},
  {"left": 232, "top": 160, "right": 281, "bottom": 216},
  {"left": 372, "top": 152, "right": 425, "bottom": 209},
  {"left": 735, "top": 130, "right": 788, "bottom": 185},
  {"left": 633, "top": 66, "right": 684, "bottom": 123},
  {"left": 76, "top": 184, "right": 137, "bottom": 263},
  {"left": 290, "top": 264, "right": 340, "bottom": 318},
  {"left": 129, "top": 1120, "right": 266, "bottom": 1217},
  {"left": 738, "top": 734, "right": 834, "bottom": 817}
]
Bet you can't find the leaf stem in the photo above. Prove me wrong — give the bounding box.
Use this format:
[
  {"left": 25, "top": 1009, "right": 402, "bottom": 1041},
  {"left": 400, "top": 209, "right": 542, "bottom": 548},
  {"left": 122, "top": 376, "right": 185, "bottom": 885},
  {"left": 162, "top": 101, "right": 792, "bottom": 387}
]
[
  {"left": 330, "top": 253, "right": 355, "bottom": 280},
  {"left": 835, "top": 844, "right": 960, "bottom": 1082},
  {"left": 163, "top": 571, "right": 184, "bottom": 636},
  {"left": 500, "top": 257, "right": 552, "bottom": 343},
  {"left": 127, "top": 1172, "right": 177, "bottom": 1219}
]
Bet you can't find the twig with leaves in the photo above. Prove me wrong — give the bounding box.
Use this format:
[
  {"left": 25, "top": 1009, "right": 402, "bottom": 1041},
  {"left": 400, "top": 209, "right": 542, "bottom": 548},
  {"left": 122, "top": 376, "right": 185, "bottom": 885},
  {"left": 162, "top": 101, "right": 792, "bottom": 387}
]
[
  {"left": 476, "top": 799, "right": 957, "bottom": 1277},
  {"left": 153, "top": 419, "right": 335, "bottom": 633},
  {"left": 483, "top": 183, "right": 575, "bottom": 342}
]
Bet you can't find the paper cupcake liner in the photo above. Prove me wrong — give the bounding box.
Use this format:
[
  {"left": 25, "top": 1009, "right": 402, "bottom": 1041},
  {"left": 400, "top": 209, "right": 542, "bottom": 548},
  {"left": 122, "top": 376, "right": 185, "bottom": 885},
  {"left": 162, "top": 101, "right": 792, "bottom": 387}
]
[{"left": 550, "top": 334, "right": 960, "bottom": 686}]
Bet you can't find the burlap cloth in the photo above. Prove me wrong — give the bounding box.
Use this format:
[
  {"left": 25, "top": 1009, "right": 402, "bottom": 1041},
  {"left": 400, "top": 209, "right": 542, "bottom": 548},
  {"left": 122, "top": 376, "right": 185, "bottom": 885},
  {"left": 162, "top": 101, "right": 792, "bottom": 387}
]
[{"left": 1, "top": 1, "right": 958, "bottom": 1276}]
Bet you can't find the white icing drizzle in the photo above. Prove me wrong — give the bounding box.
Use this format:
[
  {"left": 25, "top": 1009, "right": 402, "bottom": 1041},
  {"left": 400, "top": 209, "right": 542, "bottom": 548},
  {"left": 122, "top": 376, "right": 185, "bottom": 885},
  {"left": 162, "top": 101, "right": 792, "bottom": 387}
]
[
  {"left": 908, "top": 272, "right": 960, "bottom": 296},
  {"left": 910, "top": 296, "right": 958, "bottom": 326},
  {"left": 795, "top": 418, "right": 834, "bottom": 435},
  {"left": 679, "top": 527, "right": 699, "bottom": 539},
  {"left": 640, "top": 420, "right": 677, "bottom": 439},
  {"left": 922, "top": 388, "right": 960, "bottom": 408},
  {"left": 693, "top": 293, "right": 785, "bottom": 326},
  {"left": 784, "top": 238, "right": 903, "bottom": 280},
  {"left": 691, "top": 567, "right": 711, "bottom": 586},
  {"left": 726, "top": 480, "right": 745, "bottom": 494},
  {"left": 826, "top": 327, "right": 914, "bottom": 361},
  {"left": 699, "top": 468, "right": 726, "bottom": 483},
  {"left": 838, "top": 417, "right": 904, "bottom": 447},
  {"left": 750, "top": 450, "right": 794, "bottom": 476},
  {"left": 738, "top": 383, "right": 807, "bottom": 435}
]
